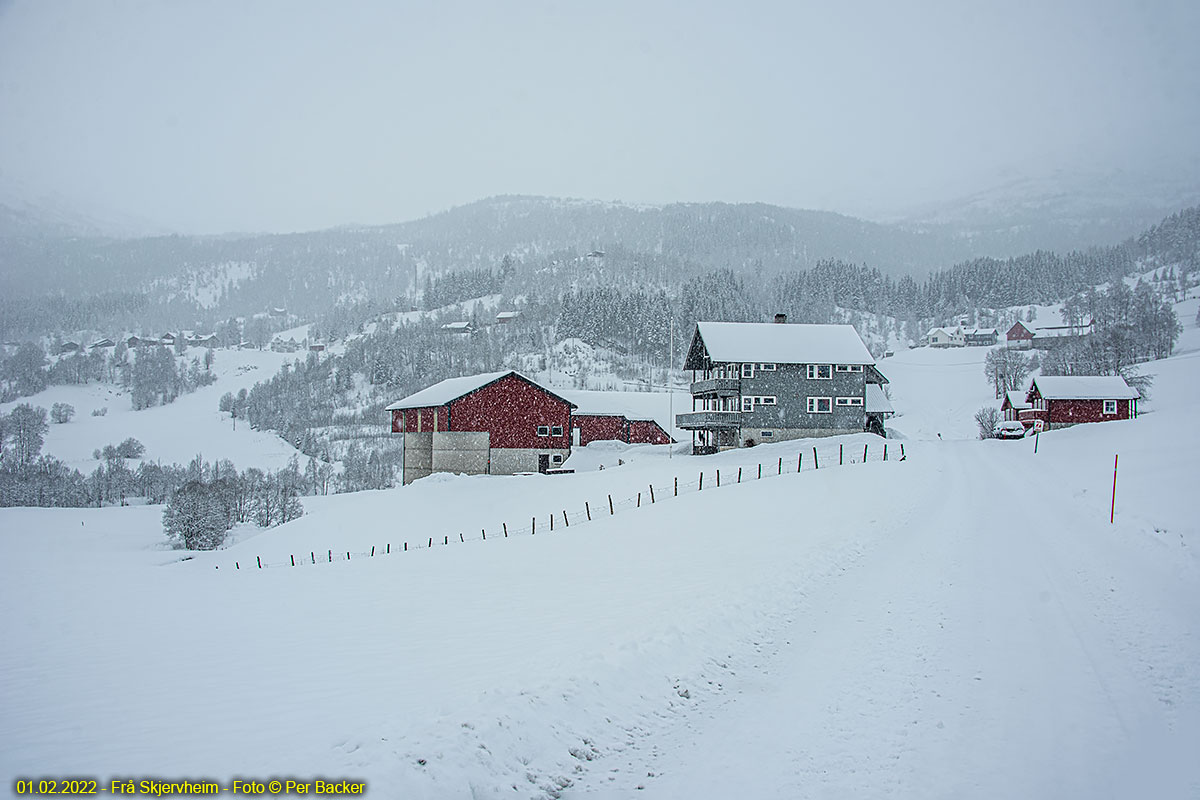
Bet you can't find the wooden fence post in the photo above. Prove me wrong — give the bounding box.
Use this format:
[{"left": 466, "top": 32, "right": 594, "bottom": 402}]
[
  {"left": 637, "top": 492, "right": 641, "bottom": 508},
  {"left": 649, "top": 485, "right": 655, "bottom": 503},
  {"left": 503, "top": 522, "right": 508, "bottom": 537},
  {"left": 900, "top": 443, "right": 905, "bottom": 460},
  {"left": 798, "top": 452, "right": 803, "bottom": 471},
  {"left": 839, "top": 444, "right": 843, "bottom": 465},
  {"left": 716, "top": 469, "right": 720, "bottom": 487},
  {"left": 563, "top": 510, "right": 568, "bottom": 527},
  {"left": 235, "top": 561, "right": 239, "bottom": 569},
  {"left": 311, "top": 551, "right": 315, "bottom": 564},
  {"left": 257, "top": 556, "right": 261, "bottom": 569},
  {"left": 674, "top": 477, "right": 678, "bottom": 496},
  {"left": 387, "top": 543, "right": 391, "bottom": 553},
  {"left": 737, "top": 467, "right": 741, "bottom": 483},
  {"left": 1111, "top": 454, "right": 1118, "bottom": 524},
  {"left": 864, "top": 444, "right": 868, "bottom": 462},
  {"left": 290, "top": 554, "right": 295, "bottom": 567},
  {"left": 481, "top": 529, "right": 485, "bottom": 540},
  {"left": 813, "top": 447, "right": 819, "bottom": 469},
  {"left": 550, "top": 513, "right": 554, "bottom": 531},
  {"left": 459, "top": 533, "right": 464, "bottom": 542},
  {"left": 532, "top": 516, "right": 536, "bottom": 534},
  {"left": 699, "top": 472, "right": 704, "bottom": 490},
  {"left": 778, "top": 457, "right": 782, "bottom": 475},
  {"left": 758, "top": 463, "right": 762, "bottom": 479},
  {"left": 585, "top": 502, "right": 591, "bottom": 520},
  {"left": 371, "top": 546, "right": 375, "bottom": 557},
  {"left": 348, "top": 551, "right": 352, "bottom": 560},
  {"left": 328, "top": 549, "right": 332, "bottom": 563},
  {"left": 404, "top": 542, "right": 408, "bottom": 551},
  {"left": 608, "top": 495, "right": 614, "bottom": 515},
  {"left": 428, "top": 538, "right": 432, "bottom": 548},
  {"left": 883, "top": 444, "right": 887, "bottom": 461}
]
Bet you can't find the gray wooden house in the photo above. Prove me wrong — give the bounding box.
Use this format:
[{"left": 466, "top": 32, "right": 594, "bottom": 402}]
[{"left": 677, "top": 317, "right": 889, "bottom": 454}]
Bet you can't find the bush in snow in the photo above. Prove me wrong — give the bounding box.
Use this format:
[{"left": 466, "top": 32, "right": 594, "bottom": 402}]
[
  {"left": 50, "top": 403, "right": 75, "bottom": 424},
  {"left": 91, "top": 407, "right": 107, "bottom": 416},
  {"left": 974, "top": 406, "right": 1000, "bottom": 440},
  {"left": 116, "top": 438, "right": 145, "bottom": 459}
]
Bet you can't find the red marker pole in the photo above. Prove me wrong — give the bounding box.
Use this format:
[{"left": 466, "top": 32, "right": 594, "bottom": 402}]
[{"left": 1110, "top": 454, "right": 1118, "bottom": 524}]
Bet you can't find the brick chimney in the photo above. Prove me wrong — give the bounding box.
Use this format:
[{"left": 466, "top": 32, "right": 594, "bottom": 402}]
[{"left": 774, "top": 313, "right": 787, "bottom": 324}]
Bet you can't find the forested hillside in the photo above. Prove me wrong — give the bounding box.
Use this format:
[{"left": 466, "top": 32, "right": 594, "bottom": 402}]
[{"left": 5, "top": 196, "right": 1198, "bottom": 343}]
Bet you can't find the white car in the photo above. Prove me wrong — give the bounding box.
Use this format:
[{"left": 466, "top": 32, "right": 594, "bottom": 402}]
[{"left": 992, "top": 420, "right": 1027, "bottom": 440}]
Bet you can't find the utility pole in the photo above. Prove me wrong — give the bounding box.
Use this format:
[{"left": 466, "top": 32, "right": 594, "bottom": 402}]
[{"left": 668, "top": 316, "right": 674, "bottom": 459}]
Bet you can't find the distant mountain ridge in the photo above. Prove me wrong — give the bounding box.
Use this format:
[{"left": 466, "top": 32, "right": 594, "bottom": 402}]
[{"left": 2, "top": 187, "right": 1198, "bottom": 340}]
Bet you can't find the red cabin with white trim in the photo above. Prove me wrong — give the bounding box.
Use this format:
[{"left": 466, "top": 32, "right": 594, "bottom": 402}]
[{"left": 1022, "top": 376, "right": 1138, "bottom": 429}]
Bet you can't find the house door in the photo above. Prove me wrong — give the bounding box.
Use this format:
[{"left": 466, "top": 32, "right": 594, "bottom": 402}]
[
  {"left": 538, "top": 454, "right": 550, "bottom": 473},
  {"left": 572, "top": 427, "right": 581, "bottom": 447}
]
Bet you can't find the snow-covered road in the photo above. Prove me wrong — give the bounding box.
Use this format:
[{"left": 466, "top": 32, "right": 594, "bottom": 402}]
[{"left": 579, "top": 441, "right": 1200, "bottom": 798}]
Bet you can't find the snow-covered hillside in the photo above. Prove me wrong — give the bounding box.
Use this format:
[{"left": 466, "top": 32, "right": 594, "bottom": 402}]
[
  {"left": 2, "top": 306, "right": 1199, "bottom": 796},
  {"left": 0, "top": 347, "right": 302, "bottom": 472}
]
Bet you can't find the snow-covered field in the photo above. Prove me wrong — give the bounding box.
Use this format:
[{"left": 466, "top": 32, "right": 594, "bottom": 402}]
[{"left": 2, "top": 303, "right": 1199, "bottom": 798}]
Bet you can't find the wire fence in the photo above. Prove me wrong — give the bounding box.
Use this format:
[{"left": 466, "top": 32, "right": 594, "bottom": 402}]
[{"left": 223, "top": 441, "right": 907, "bottom": 571}]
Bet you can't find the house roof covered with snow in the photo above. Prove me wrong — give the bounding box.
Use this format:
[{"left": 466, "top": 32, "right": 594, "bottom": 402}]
[
  {"left": 1028, "top": 376, "right": 1139, "bottom": 401},
  {"left": 687, "top": 322, "right": 874, "bottom": 368},
  {"left": 386, "top": 371, "right": 575, "bottom": 410},
  {"left": 1004, "top": 390, "right": 1031, "bottom": 410},
  {"left": 865, "top": 383, "right": 893, "bottom": 414}
]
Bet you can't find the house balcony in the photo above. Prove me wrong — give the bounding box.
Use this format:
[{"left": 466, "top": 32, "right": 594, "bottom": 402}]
[
  {"left": 690, "top": 378, "right": 741, "bottom": 397},
  {"left": 676, "top": 411, "right": 741, "bottom": 430}
]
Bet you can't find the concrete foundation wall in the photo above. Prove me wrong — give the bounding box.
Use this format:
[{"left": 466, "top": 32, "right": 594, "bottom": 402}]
[
  {"left": 431, "top": 431, "right": 490, "bottom": 475},
  {"left": 489, "top": 447, "right": 570, "bottom": 475},
  {"left": 740, "top": 427, "right": 859, "bottom": 446},
  {"left": 402, "top": 432, "right": 434, "bottom": 485}
]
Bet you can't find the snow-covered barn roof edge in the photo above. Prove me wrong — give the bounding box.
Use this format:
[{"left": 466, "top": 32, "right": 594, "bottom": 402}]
[
  {"left": 690, "top": 322, "right": 875, "bottom": 366},
  {"left": 865, "top": 383, "right": 893, "bottom": 414},
  {"left": 386, "top": 371, "right": 577, "bottom": 410},
  {"left": 558, "top": 390, "right": 668, "bottom": 423},
  {"left": 1028, "top": 376, "right": 1139, "bottom": 400}
]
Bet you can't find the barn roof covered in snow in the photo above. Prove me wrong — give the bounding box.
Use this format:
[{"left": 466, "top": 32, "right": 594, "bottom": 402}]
[
  {"left": 386, "top": 371, "right": 576, "bottom": 410},
  {"left": 865, "top": 383, "right": 893, "bottom": 414},
  {"left": 557, "top": 389, "right": 672, "bottom": 423},
  {"left": 1028, "top": 376, "right": 1139, "bottom": 401},
  {"left": 685, "top": 322, "right": 874, "bottom": 368}
]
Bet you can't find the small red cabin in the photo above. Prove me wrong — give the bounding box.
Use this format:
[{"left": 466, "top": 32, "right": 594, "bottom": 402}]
[
  {"left": 1006, "top": 321, "right": 1034, "bottom": 347},
  {"left": 1000, "top": 390, "right": 1031, "bottom": 423},
  {"left": 1022, "top": 376, "right": 1139, "bottom": 430}
]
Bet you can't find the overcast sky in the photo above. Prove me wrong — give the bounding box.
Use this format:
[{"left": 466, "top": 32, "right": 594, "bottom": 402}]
[{"left": 1, "top": 0, "right": 1198, "bottom": 234}]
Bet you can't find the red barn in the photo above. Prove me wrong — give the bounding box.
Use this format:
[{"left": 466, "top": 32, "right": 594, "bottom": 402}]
[
  {"left": 388, "top": 371, "right": 576, "bottom": 483},
  {"left": 1021, "top": 376, "right": 1139, "bottom": 430},
  {"left": 627, "top": 418, "right": 672, "bottom": 445},
  {"left": 1006, "top": 321, "right": 1034, "bottom": 348}
]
